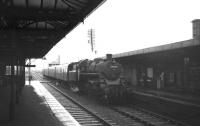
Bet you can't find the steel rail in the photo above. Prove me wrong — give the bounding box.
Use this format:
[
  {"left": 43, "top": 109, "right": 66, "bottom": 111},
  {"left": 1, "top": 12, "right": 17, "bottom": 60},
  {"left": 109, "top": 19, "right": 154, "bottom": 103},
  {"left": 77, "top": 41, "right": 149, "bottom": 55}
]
[
  {"left": 131, "top": 105, "right": 191, "bottom": 126},
  {"left": 110, "top": 106, "right": 191, "bottom": 126}
]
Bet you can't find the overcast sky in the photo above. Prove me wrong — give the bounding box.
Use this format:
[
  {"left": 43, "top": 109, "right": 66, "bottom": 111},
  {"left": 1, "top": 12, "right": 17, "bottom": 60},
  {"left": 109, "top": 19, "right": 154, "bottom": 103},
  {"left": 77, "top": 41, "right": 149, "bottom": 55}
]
[{"left": 39, "top": 0, "right": 200, "bottom": 66}]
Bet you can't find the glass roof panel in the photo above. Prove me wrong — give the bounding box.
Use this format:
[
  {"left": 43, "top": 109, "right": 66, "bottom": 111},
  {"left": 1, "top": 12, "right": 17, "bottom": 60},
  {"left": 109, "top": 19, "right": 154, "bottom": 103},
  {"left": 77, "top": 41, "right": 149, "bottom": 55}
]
[
  {"left": 43, "top": 0, "right": 55, "bottom": 9},
  {"left": 56, "top": 0, "right": 70, "bottom": 9},
  {"left": 28, "top": 0, "right": 41, "bottom": 8},
  {"left": 13, "top": 0, "right": 26, "bottom": 7}
]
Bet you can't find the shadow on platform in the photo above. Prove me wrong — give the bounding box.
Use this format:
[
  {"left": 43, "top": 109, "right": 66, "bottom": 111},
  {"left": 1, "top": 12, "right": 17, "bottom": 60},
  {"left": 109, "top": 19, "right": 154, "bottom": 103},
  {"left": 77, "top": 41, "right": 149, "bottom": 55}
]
[{"left": 0, "top": 82, "right": 62, "bottom": 126}]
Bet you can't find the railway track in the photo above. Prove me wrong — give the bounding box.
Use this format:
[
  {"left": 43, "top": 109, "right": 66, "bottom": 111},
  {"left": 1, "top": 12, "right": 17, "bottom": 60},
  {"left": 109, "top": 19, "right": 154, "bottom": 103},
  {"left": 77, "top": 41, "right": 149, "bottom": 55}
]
[
  {"left": 32, "top": 71, "right": 191, "bottom": 126},
  {"left": 110, "top": 106, "right": 190, "bottom": 126},
  {"left": 32, "top": 71, "right": 118, "bottom": 126}
]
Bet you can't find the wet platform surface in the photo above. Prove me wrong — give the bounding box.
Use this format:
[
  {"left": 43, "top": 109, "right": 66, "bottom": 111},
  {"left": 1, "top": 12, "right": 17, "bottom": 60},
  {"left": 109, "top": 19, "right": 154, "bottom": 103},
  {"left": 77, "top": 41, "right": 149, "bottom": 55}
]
[{"left": 0, "top": 81, "right": 80, "bottom": 126}]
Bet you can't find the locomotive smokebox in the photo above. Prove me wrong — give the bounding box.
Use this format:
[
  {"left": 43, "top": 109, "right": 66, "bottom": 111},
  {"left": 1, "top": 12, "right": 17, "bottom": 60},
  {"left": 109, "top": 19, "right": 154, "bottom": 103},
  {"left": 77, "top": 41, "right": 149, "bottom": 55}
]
[
  {"left": 192, "top": 19, "right": 200, "bottom": 40},
  {"left": 106, "top": 54, "right": 112, "bottom": 61}
]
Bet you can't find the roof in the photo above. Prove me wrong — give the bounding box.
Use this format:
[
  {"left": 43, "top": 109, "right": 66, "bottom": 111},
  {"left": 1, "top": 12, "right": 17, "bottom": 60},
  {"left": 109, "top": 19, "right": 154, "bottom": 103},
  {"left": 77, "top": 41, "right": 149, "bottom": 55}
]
[
  {"left": 112, "top": 39, "right": 200, "bottom": 59},
  {"left": 0, "top": 0, "right": 106, "bottom": 59}
]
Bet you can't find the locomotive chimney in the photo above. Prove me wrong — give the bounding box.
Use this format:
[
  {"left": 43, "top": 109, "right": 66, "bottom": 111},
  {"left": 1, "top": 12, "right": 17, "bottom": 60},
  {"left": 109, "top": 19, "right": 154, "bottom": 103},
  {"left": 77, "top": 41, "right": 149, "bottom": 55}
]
[
  {"left": 106, "top": 54, "right": 112, "bottom": 61},
  {"left": 192, "top": 19, "right": 200, "bottom": 40}
]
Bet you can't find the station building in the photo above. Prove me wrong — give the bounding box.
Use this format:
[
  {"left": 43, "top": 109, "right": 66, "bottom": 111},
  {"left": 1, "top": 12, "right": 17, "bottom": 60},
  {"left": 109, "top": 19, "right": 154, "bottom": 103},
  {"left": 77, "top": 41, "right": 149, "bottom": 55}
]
[{"left": 113, "top": 19, "right": 200, "bottom": 94}]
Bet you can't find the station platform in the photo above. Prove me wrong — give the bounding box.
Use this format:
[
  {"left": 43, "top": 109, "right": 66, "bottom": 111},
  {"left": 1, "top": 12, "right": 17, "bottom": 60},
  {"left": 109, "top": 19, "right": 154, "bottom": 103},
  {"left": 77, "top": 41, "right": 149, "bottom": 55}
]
[
  {"left": 129, "top": 86, "right": 200, "bottom": 108},
  {"left": 0, "top": 81, "right": 80, "bottom": 126}
]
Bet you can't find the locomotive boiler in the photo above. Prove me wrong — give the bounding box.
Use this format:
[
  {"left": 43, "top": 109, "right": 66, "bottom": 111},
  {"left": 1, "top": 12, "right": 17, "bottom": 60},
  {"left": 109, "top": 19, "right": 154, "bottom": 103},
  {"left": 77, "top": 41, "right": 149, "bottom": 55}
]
[{"left": 76, "top": 54, "right": 128, "bottom": 102}]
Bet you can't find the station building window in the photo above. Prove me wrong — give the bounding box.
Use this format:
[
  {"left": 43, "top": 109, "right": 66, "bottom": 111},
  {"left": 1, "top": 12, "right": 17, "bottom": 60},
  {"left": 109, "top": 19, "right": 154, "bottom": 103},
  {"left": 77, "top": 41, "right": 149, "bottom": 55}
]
[
  {"left": 6, "top": 66, "right": 11, "bottom": 75},
  {"left": 147, "top": 68, "right": 153, "bottom": 78},
  {"left": 6, "top": 65, "right": 23, "bottom": 76}
]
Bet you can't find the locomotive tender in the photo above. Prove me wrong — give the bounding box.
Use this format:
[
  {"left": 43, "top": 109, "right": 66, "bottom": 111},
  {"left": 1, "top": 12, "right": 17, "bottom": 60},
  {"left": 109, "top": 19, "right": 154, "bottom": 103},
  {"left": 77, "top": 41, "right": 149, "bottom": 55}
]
[{"left": 43, "top": 54, "right": 128, "bottom": 102}]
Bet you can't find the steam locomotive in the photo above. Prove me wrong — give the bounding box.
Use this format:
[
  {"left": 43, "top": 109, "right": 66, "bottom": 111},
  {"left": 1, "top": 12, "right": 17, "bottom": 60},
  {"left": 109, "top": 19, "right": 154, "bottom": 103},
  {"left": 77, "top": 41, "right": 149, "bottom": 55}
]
[{"left": 43, "top": 54, "right": 128, "bottom": 103}]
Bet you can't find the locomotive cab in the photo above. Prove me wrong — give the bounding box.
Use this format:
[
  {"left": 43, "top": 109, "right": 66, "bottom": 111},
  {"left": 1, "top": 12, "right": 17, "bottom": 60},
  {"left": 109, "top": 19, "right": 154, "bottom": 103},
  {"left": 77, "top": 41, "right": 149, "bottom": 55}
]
[{"left": 67, "top": 62, "right": 79, "bottom": 92}]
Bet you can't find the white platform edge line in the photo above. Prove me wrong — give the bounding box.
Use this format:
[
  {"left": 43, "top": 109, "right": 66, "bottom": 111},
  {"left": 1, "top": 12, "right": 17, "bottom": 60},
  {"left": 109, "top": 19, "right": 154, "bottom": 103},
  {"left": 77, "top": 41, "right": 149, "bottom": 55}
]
[{"left": 31, "top": 81, "right": 81, "bottom": 126}]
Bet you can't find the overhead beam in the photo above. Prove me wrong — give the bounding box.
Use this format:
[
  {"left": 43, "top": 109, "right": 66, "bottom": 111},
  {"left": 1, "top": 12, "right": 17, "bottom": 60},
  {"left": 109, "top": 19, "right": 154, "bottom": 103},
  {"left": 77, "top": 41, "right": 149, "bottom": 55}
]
[
  {"left": 61, "top": 0, "right": 84, "bottom": 9},
  {"left": 0, "top": 8, "right": 75, "bottom": 21}
]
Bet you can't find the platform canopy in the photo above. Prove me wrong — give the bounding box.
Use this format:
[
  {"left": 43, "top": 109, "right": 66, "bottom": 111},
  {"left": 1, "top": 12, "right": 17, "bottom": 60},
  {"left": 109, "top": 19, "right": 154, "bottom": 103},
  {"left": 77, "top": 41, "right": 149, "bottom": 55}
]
[{"left": 0, "top": 0, "right": 105, "bottom": 59}]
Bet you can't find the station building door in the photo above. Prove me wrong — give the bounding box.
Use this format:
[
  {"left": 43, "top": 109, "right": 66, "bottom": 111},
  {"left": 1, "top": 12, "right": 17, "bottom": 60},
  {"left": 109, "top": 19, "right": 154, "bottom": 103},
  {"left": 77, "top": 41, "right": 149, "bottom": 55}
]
[{"left": 131, "top": 68, "right": 137, "bottom": 85}]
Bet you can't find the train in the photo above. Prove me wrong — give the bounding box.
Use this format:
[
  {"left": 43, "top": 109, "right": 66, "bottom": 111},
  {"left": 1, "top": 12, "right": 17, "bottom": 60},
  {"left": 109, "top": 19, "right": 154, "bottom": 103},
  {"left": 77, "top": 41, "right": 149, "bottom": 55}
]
[{"left": 43, "top": 54, "right": 129, "bottom": 103}]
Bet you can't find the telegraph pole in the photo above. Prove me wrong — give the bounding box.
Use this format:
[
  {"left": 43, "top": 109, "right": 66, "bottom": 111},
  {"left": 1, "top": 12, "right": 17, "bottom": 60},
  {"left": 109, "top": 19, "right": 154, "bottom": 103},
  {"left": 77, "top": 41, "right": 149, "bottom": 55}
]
[{"left": 88, "top": 28, "right": 97, "bottom": 54}]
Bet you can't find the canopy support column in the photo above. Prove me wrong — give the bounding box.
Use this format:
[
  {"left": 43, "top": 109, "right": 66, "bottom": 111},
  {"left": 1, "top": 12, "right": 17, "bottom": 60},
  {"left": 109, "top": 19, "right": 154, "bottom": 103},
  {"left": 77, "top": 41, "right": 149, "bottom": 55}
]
[{"left": 9, "top": 56, "right": 16, "bottom": 121}]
